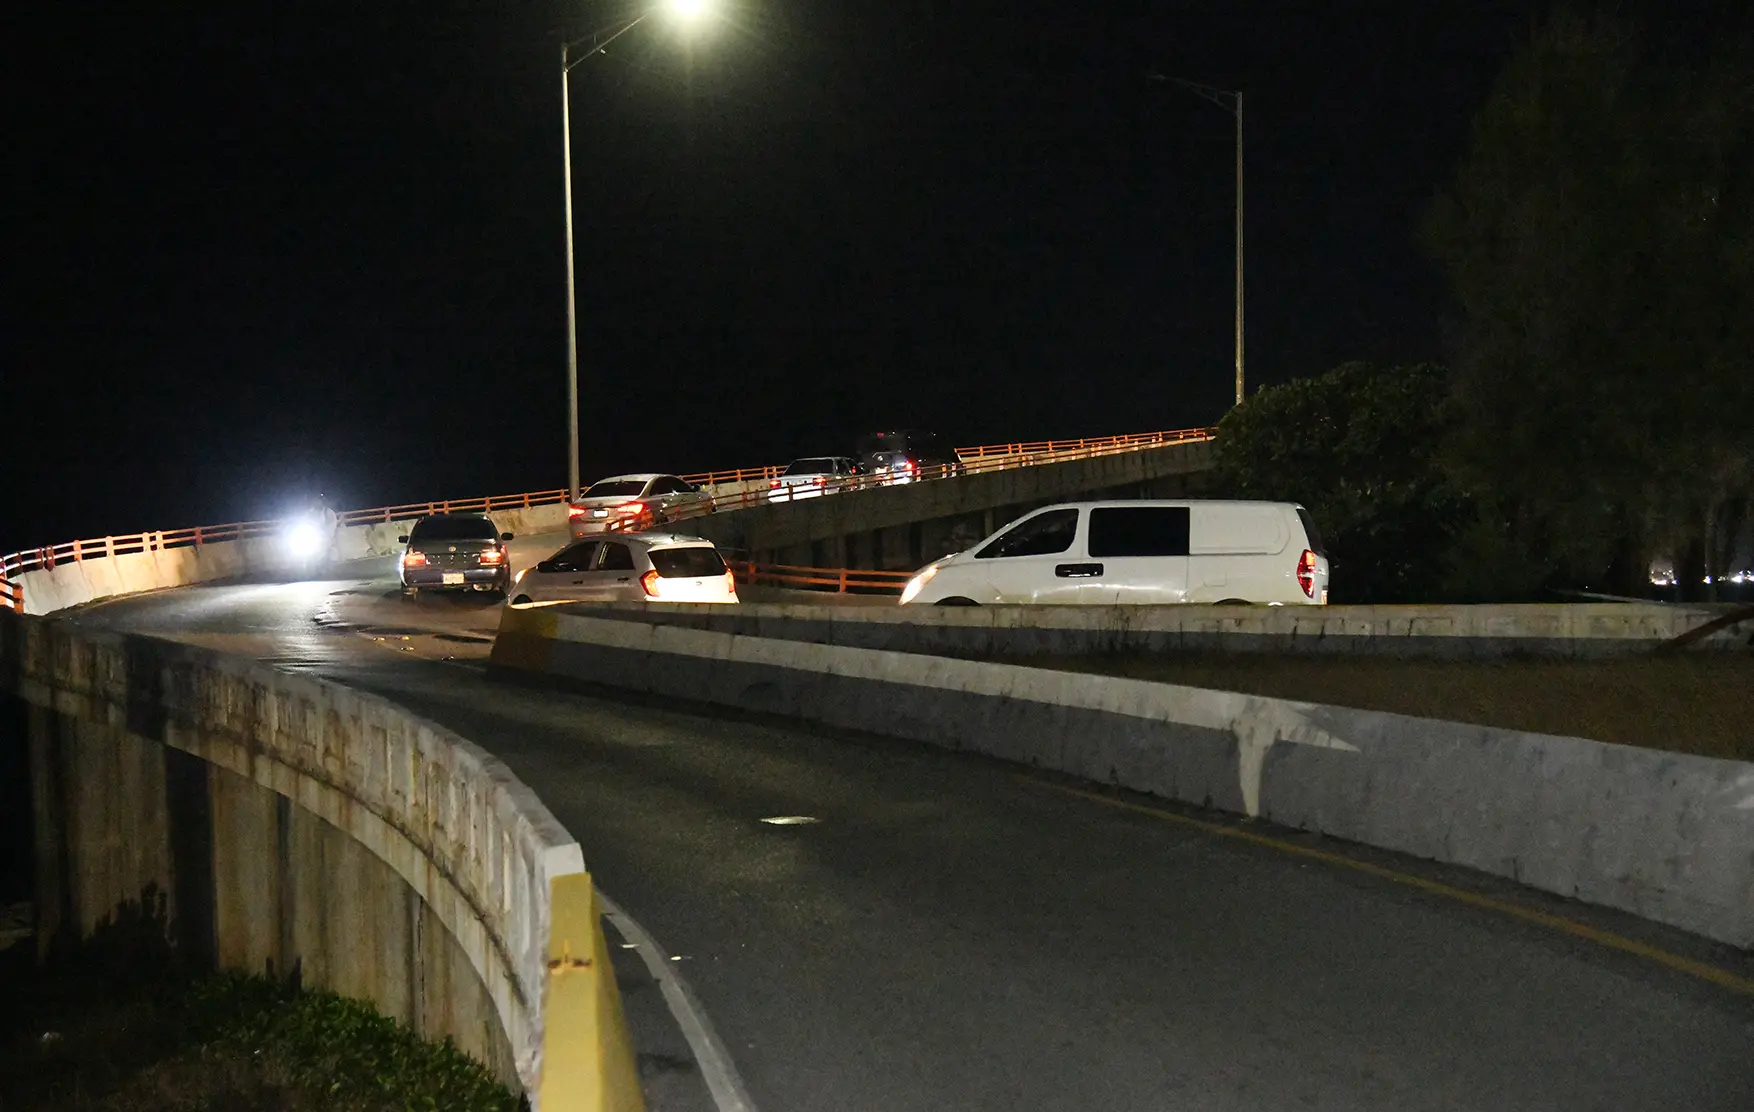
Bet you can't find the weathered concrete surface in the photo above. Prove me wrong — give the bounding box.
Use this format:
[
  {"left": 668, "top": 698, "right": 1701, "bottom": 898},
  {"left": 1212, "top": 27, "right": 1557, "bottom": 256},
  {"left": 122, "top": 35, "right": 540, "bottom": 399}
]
[
  {"left": 1, "top": 611, "right": 593, "bottom": 1095},
  {"left": 683, "top": 439, "right": 1214, "bottom": 566},
  {"left": 493, "top": 608, "right": 1754, "bottom": 949},
  {"left": 581, "top": 597, "right": 1750, "bottom": 657}
]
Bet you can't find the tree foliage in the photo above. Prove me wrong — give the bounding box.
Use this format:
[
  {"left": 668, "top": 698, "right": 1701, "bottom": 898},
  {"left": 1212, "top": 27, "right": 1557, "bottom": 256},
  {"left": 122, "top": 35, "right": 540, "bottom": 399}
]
[
  {"left": 1424, "top": 12, "right": 1754, "bottom": 595},
  {"left": 1212, "top": 362, "right": 1470, "bottom": 603}
]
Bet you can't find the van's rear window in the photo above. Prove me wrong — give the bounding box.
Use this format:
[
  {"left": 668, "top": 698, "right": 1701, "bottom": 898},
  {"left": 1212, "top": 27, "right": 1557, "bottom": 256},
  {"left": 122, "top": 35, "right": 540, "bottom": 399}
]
[
  {"left": 650, "top": 547, "right": 727, "bottom": 578},
  {"left": 1296, "top": 507, "right": 1326, "bottom": 556},
  {"left": 1087, "top": 507, "right": 1190, "bottom": 557}
]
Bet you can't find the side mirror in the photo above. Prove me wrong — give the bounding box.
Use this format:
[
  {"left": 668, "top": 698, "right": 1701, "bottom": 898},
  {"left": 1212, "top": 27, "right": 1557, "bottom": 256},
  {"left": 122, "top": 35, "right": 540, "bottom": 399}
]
[
  {"left": 397, "top": 535, "right": 410, "bottom": 544},
  {"left": 536, "top": 560, "right": 556, "bottom": 573},
  {"left": 501, "top": 533, "right": 515, "bottom": 541}
]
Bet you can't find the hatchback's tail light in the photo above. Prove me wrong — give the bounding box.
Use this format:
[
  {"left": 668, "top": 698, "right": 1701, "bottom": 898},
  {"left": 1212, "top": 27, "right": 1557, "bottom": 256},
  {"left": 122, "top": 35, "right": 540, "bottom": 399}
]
[
  {"left": 403, "top": 551, "right": 427, "bottom": 567},
  {"left": 724, "top": 569, "right": 738, "bottom": 595},
  {"left": 639, "top": 569, "right": 661, "bottom": 598},
  {"left": 1297, "top": 549, "right": 1318, "bottom": 598},
  {"left": 480, "top": 548, "right": 505, "bottom": 565}
]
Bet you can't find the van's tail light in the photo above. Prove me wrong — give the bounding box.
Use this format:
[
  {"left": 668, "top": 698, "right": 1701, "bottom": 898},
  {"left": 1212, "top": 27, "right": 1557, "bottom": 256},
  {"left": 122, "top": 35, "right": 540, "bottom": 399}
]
[
  {"left": 639, "top": 569, "right": 661, "bottom": 598},
  {"left": 480, "top": 548, "right": 505, "bottom": 565},
  {"left": 1297, "top": 549, "right": 1318, "bottom": 598},
  {"left": 403, "top": 551, "right": 427, "bottom": 567}
]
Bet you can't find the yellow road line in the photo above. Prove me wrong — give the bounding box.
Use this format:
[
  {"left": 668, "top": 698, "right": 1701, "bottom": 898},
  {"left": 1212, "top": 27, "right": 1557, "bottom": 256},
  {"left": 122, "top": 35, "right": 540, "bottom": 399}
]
[{"left": 1026, "top": 777, "right": 1754, "bottom": 998}]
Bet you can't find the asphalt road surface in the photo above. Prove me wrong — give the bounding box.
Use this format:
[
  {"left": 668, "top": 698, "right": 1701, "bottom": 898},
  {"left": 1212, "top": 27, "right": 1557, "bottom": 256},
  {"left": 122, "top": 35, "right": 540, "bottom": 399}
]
[{"left": 64, "top": 557, "right": 1754, "bottom": 1112}]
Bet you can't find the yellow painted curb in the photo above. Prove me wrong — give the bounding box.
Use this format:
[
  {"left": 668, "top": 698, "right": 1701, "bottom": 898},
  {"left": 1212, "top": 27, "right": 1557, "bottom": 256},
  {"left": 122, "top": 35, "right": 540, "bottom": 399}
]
[
  {"left": 491, "top": 607, "right": 559, "bottom": 673},
  {"left": 539, "top": 872, "right": 646, "bottom": 1112}
]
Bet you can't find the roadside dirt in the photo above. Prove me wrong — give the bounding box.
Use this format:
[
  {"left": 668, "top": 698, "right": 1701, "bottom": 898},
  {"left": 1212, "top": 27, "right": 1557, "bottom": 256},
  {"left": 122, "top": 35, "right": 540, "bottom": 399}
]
[{"left": 977, "top": 652, "right": 1754, "bottom": 761}]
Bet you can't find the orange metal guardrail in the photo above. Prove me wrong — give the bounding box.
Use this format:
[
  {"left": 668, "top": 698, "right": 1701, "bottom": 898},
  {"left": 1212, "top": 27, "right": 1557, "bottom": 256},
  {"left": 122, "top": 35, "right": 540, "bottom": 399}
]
[
  {"left": 0, "top": 426, "right": 1214, "bottom": 613},
  {"left": 728, "top": 561, "right": 912, "bottom": 594}
]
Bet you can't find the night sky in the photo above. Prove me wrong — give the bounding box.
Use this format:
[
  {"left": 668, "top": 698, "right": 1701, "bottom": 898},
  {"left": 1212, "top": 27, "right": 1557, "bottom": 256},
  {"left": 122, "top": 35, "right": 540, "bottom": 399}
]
[{"left": 7, "top": 1, "right": 1688, "bottom": 551}]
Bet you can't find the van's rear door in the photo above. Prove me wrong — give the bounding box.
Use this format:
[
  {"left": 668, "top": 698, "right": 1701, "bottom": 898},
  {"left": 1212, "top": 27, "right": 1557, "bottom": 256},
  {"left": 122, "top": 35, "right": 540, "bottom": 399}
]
[{"left": 1078, "top": 506, "right": 1190, "bottom": 603}]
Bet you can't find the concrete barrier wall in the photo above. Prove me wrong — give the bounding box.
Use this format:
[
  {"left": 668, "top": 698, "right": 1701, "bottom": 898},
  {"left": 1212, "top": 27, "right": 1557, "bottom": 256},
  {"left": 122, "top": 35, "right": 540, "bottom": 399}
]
[
  {"left": 1, "top": 612, "right": 642, "bottom": 1109},
  {"left": 16, "top": 504, "right": 571, "bottom": 616},
  {"left": 581, "top": 598, "right": 1749, "bottom": 657},
  {"left": 492, "top": 609, "right": 1754, "bottom": 948}
]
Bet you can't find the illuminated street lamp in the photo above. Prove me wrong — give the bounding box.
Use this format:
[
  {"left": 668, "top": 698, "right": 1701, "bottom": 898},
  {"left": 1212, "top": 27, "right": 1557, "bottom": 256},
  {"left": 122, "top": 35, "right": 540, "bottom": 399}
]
[
  {"left": 1149, "top": 74, "right": 1244, "bottom": 407},
  {"left": 562, "top": 1, "right": 716, "bottom": 501}
]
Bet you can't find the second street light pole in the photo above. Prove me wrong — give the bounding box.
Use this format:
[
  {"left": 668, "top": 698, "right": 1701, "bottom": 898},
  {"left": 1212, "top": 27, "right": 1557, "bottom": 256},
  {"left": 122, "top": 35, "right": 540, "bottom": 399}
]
[{"left": 1150, "top": 74, "right": 1245, "bottom": 406}]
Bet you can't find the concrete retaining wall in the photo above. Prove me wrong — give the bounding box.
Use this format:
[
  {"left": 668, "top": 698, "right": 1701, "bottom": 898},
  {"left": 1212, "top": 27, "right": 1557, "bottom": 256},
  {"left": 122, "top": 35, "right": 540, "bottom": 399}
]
[
  {"left": 559, "top": 598, "right": 1751, "bottom": 658},
  {"left": 492, "top": 608, "right": 1754, "bottom": 949},
  {"left": 16, "top": 504, "right": 571, "bottom": 616},
  {"left": 1, "top": 612, "right": 642, "bottom": 1108}
]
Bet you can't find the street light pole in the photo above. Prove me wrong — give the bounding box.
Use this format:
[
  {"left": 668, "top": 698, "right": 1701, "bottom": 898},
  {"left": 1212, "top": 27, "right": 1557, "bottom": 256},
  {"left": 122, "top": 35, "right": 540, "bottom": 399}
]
[
  {"left": 560, "top": 16, "right": 648, "bottom": 503},
  {"left": 1149, "top": 75, "right": 1245, "bottom": 406}
]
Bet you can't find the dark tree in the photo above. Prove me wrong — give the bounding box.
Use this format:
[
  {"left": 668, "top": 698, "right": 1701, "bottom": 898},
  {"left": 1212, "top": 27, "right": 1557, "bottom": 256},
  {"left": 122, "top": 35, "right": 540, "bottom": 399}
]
[
  {"left": 1212, "top": 362, "right": 1470, "bottom": 603},
  {"left": 1424, "top": 13, "right": 1754, "bottom": 598}
]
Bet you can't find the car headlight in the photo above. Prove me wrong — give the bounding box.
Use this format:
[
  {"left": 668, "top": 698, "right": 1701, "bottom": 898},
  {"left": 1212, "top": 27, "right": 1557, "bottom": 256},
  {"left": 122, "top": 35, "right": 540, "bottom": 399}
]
[
  {"left": 899, "top": 565, "right": 937, "bottom": 605},
  {"left": 284, "top": 519, "right": 325, "bottom": 559}
]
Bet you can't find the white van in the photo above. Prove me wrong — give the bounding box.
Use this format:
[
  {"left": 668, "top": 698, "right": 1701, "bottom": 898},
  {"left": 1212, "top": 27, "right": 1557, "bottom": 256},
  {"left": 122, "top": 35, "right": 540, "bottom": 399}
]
[{"left": 898, "top": 500, "right": 1330, "bottom": 606}]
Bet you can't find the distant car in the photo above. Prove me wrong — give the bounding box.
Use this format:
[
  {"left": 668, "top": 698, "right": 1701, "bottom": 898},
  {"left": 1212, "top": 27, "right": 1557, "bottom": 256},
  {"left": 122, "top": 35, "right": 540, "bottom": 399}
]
[
  {"left": 398, "top": 513, "right": 513, "bottom": 596},
  {"left": 508, "top": 533, "right": 739, "bottom": 606},
  {"left": 769, "top": 456, "right": 865, "bottom": 500},
  {"left": 854, "top": 430, "right": 963, "bottom": 485},
  {"left": 898, "top": 500, "right": 1330, "bottom": 606},
  {"left": 567, "top": 473, "right": 712, "bottom": 538}
]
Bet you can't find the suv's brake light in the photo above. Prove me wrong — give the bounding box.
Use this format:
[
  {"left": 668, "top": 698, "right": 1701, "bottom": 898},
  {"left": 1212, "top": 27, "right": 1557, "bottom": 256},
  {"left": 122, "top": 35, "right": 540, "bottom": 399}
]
[{"left": 1297, "top": 549, "right": 1318, "bottom": 598}]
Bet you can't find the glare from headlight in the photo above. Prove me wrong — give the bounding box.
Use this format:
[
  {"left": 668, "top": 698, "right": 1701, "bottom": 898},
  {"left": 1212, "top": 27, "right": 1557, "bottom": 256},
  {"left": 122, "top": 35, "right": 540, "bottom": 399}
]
[
  {"left": 899, "top": 566, "right": 936, "bottom": 604},
  {"left": 284, "top": 520, "right": 325, "bottom": 559}
]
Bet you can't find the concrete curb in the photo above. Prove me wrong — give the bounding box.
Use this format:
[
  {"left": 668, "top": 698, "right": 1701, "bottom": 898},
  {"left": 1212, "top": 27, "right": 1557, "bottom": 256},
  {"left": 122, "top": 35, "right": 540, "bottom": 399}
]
[
  {"left": 563, "top": 598, "right": 1751, "bottom": 658},
  {"left": 492, "top": 607, "right": 1754, "bottom": 949},
  {"left": 1, "top": 613, "right": 643, "bottom": 1111}
]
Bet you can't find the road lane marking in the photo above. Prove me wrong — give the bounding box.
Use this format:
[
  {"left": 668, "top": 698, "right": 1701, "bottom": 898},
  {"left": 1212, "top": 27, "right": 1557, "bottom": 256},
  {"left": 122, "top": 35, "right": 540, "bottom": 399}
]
[
  {"left": 597, "top": 890, "right": 760, "bottom": 1112},
  {"left": 1025, "top": 777, "right": 1754, "bottom": 998}
]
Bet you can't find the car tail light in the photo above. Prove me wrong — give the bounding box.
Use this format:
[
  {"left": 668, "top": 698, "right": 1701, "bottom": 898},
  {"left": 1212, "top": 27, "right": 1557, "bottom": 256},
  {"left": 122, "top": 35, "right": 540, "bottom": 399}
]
[
  {"left": 814, "top": 475, "right": 827, "bottom": 484},
  {"left": 639, "top": 569, "right": 661, "bottom": 598},
  {"left": 900, "top": 459, "right": 916, "bottom": 472},
  {"left": 403, "top": 551, "right": 427, "bottom": 567},
  {"left": 567, "top": 504, "right": 587, "bottom": 518},
  {"left": 1297, "top": 549, "right": 1318, "bottom": 598},
  {"left": 616, "top": 501, "right": 645, "bottom": 516},
  {"left": 770, "top": 480, "right": 781, "bottom": 489},
  {"left": 724, "top": 569, "right": 738, "bottom": 595},
  {"left": 480, "top": 548, "right": 505, "bottom": 565}
]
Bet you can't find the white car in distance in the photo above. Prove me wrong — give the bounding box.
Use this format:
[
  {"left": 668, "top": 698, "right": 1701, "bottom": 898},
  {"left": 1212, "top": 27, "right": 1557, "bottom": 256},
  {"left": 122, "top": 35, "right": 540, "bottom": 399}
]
[
  {"left": 568, "top": 473, "right": 713, "bottom": 538},
  {"left": 509, "top": 533, "right": 739, "bottom": 607},
  {"left": 899, "top": 500, "right": 1330, "bottom": 606},
  {"left": 769, "top": 456, "right": 864, "bottom": 501}
]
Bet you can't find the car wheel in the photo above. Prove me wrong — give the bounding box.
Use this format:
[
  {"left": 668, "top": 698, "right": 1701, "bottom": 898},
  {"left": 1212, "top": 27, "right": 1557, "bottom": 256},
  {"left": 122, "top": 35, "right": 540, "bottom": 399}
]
[{"left": 936, "top": 596, "right": 979, "bottom": 606}]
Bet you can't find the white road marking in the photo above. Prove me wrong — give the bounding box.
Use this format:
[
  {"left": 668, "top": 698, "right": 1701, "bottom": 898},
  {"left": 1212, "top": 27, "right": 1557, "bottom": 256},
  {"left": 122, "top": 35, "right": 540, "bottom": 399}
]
[
  {"left": 596, "top": 890, "right": 759, "bottom": 1112},
  {"left": 758, "top": 815, "right": 820, "bottom": 825}
]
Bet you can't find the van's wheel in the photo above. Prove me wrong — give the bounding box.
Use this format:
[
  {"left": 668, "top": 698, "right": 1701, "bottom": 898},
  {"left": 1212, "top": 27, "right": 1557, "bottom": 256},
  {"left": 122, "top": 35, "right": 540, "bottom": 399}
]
[{"left": 936, "top": 597, "right": 979, "bottom": 606}]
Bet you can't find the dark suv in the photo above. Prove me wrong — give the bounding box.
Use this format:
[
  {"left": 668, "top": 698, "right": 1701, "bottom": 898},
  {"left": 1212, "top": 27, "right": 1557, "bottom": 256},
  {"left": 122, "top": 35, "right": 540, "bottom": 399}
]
[
  {"left": 398, "top": 513, "right": 513, "bottom": 596},
  {"left": 854, "top": 430, "right": 963, "bottom": 485}
]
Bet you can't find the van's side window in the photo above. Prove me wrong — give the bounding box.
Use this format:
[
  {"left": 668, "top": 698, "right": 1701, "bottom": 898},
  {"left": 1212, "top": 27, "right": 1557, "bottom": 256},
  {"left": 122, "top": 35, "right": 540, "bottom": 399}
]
[
  {"left": 976, "top": 509, "right": 1079, "bottom": 559},
  {"left": 1088, "top": 507, "right": 1190, "bottom": 557}
]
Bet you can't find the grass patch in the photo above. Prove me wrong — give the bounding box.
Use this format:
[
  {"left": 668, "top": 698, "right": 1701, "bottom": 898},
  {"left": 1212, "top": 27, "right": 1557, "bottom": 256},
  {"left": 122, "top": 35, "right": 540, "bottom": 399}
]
[
  {"left": 0, "top": 948, "right": 519, "bottom": 1112},
  {"left": 989, "top": 652, "right": 1754, "bottom": 762}
]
